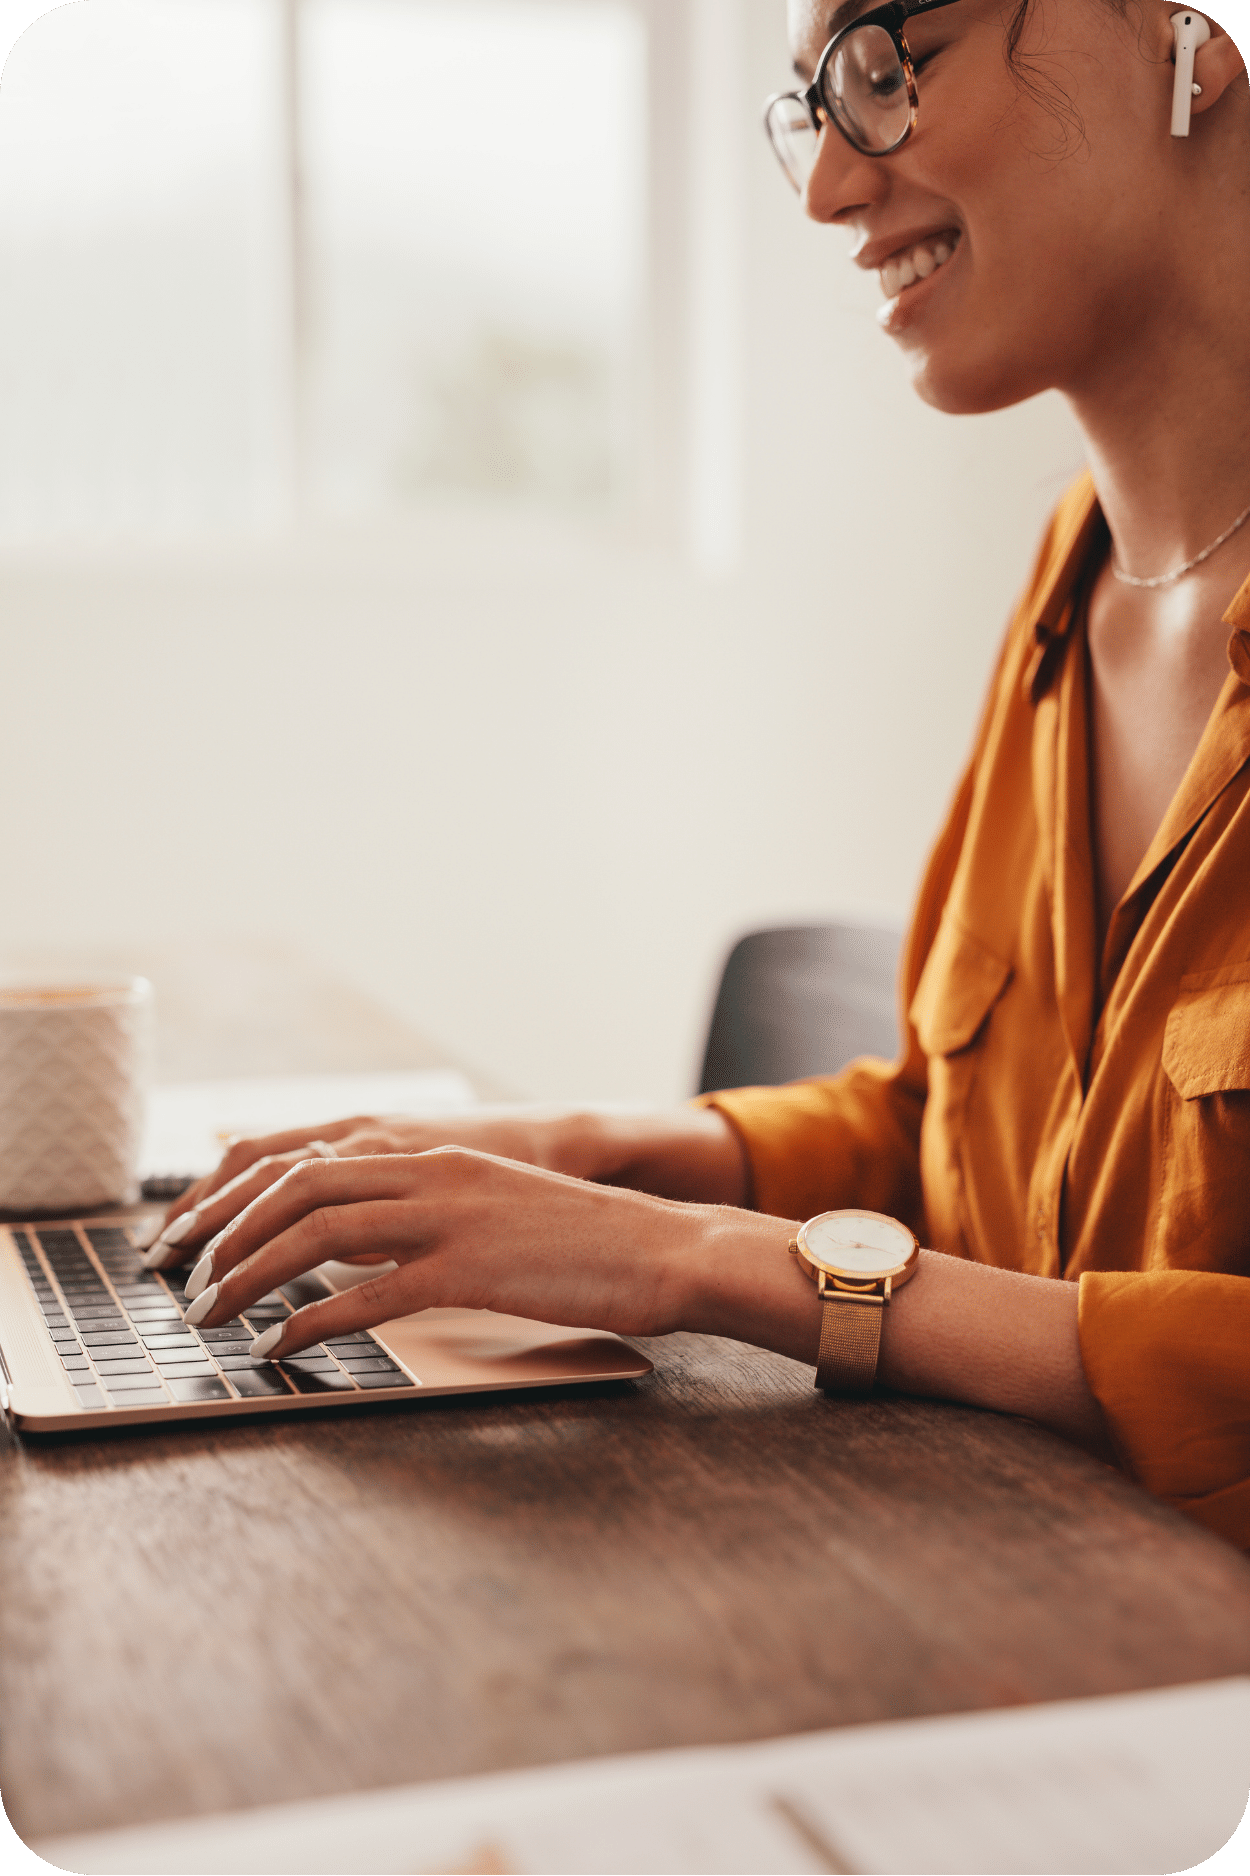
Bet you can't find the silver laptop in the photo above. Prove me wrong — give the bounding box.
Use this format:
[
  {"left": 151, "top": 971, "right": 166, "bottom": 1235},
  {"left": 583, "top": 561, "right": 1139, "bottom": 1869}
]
[{"left": 0, "top": 1212, "right": 652, "bottom": 1432}]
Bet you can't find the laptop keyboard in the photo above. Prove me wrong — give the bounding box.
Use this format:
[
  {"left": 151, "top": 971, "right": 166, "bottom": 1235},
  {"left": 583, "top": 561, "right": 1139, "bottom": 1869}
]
[{"left": 10, "top": 1223, "right": 416, "bottom": 1411}]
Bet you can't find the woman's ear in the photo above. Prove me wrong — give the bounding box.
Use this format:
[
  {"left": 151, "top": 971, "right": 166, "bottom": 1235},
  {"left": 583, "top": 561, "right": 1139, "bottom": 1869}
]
[{"left": 1188, "top": 20, "right": 1247, "bottom": 117}]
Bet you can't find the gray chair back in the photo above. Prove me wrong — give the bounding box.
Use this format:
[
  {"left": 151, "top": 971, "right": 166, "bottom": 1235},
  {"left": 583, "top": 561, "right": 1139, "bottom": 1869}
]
[{"left": 697, "top": 922, "right": 903, "bottom": 1095}]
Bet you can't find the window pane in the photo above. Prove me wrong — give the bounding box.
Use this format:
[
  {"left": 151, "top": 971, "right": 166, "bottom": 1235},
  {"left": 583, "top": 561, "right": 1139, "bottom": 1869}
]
[
  {"left": 301, "top": 0, "right": 647, "bottom": 516},
  {"left": 0, "top": 0, "right": 285, "bottom": 546}
]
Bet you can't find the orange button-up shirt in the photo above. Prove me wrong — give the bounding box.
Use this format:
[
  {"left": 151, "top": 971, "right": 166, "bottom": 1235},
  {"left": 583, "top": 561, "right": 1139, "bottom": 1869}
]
[{"left": 705, "top": 476, "right": 1250, "bottom": 1548}]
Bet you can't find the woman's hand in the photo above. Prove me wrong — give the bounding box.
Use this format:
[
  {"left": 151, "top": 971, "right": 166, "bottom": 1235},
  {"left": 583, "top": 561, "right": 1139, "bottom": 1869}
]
[
  {"left": 178, "top": 1149, "right": 740, "bottom": 1359},
  {"left": 145, "top": 1105, "right": 750, "bottom": 1267}
]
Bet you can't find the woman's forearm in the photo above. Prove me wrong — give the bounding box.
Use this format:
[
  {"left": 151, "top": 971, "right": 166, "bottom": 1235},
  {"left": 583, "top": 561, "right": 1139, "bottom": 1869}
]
[
  {"left": 678, "top": 1219, "right": 1115, "bottom": 1462},
  {"left": 559, "top": 1105, "right": 751, "bottom": 1205}
]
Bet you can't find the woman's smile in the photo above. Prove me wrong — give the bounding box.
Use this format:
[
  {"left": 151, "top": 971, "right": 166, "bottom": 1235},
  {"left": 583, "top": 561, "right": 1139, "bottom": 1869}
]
[
  {"left": 874, "top": 226, "right": 961, "bottom": 301},
  {"left": 870, "top": 226, "right": 964, "bottom": 335}
]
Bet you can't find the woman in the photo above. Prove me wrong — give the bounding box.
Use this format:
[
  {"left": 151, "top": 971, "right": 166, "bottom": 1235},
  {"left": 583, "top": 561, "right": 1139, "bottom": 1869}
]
[{"left": 148, "top": 0, "right": 1250, "bottom": 1545}]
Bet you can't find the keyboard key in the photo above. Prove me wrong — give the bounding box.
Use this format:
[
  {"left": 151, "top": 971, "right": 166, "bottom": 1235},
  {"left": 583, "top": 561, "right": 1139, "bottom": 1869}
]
[
  {"left": 195, "top": 1341, "right": 253, "bottom": 1359},
  {"left": 324, "top": 1333, "right": 374, "bottom": 1347},
  {"left": 355, "top": 1371, "right": 417, "bottom": 1389},
  {"left": 140, "top": 1333, "right": 199, "bottom": 1350},
  {"left": 51, "top": 1338, "right": 82, "bottom": 1355},
  {"left": 155, "top": 1360, "right": 216, "bottom": 1378},
  {"left": 140, "top": 1173, "right": 196, "bottom": 1201},
  {"left": 59, "top": 1354, "right": 92, "bottom": 1372},
  {"left": 215, "top": 1354, "right": 274, "bottom": 1371},
  {"left": 167, "top": 1377, "right": 231, "bottom": 1403},
  {"left": 105, "top": 1386, "right": 168, "bottom": 1406},
  {"left": 280, "top": 1276, "right": 329, "bottom": 1309},
  {"left": 282, "top": 1355, "right": 336, "bottom": 1373},
  {"left": 94, "top": 1357, "right": 155, "bottom": 1376},
  {"left": 283, "top": 1367, "right": 357, "bottom": 1393},
  {"left": 337, "top": 1357, "right": 402, "bottom": 1375},
  {"left": 82, "top": 1332, "right": 140, "bottom": 1349},
  {"left": 74, "top": 1385, "right": 105, "bottom": 1408},
  {"left": 227, "top": 1368, "right": 294, "bottom": 1398},
  {"left": 86, "top": 1228, "right": 131, "bottom": 1248}
]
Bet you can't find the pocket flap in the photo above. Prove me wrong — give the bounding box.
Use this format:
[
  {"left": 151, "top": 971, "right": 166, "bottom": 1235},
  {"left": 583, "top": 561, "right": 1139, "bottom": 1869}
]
[
  {"left": 1163, "top": 973, "right": 1250, "bottom": 1099},
  {"left": 909, "top": 916, "right": 1012, "bottom": 1057}
]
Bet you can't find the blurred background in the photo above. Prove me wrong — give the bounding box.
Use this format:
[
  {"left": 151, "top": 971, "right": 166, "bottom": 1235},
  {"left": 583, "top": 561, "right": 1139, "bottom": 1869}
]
[{"left": 0, "top": 0, "right": 1083, "bottom": 1104}]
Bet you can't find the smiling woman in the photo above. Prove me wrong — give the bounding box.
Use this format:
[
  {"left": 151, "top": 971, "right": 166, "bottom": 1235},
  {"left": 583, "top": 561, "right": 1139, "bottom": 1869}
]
[{"left": 145, "top": 0, "right": 1250, "bottom": 1547}]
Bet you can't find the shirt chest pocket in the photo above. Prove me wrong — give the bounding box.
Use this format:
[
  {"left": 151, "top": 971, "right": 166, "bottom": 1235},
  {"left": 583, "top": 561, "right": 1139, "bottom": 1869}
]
[
  {"left": 1162, "top": 975, "right": 1250, "bottom": 1098},
  {"left": 910, "top": 915, "right": 1013, "bottom": 1059},
  {"left": 909, "top": 916, "right": 1013, "bottom": 1254},
  {"left": 1159, "top": 970, "right": 1250, "bottom": 1272}
]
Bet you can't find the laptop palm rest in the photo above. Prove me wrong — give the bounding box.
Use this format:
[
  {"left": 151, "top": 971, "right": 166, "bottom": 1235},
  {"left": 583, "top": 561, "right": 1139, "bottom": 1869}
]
[{"left": 316, "top": 1264, "right": 652, "bottom": 1393}]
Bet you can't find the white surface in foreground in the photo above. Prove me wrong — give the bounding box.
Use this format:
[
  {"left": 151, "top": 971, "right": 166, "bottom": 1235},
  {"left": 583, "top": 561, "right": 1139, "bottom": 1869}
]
[
  {"left": 141, "top": 1069, "right": 477, "bottom": 1179},
  {"left": 32, "top": 1677, "right": 1250, "bottom": 1875}
]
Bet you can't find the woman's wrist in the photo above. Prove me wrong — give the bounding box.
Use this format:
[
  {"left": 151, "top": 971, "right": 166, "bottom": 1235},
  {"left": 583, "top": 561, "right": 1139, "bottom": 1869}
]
[{"left": 674, "top": 1205, "right": 820, "bottom": 1360}]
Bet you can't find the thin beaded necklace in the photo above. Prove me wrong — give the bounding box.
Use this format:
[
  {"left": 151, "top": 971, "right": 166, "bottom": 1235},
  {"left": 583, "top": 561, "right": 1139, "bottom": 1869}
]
[{"left": 1111, "top": 500, "right": 1250, "bottom": 590}]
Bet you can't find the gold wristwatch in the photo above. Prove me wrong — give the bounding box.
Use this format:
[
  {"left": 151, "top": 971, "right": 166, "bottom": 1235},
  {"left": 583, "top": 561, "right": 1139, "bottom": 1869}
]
[{"left": 789, "top": 1209, "right": 920, "bottom": 1395}]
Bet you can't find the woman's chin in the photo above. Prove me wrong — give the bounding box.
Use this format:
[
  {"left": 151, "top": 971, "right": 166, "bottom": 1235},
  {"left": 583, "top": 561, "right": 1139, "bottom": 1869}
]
[{"left": 902, "top": 345, "right": 1047, "bottom": 418}]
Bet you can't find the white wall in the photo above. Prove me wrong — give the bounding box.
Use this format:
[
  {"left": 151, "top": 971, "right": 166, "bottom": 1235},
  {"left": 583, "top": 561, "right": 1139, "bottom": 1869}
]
[{"left": 0, "top": 0, "right": 1085, "bottom": 1103}]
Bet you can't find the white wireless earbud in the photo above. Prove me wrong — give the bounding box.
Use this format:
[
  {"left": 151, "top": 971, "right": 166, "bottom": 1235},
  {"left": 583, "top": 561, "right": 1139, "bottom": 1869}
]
[{"left": 1170, "top": 8, "right": 1211, "bottom": 137}]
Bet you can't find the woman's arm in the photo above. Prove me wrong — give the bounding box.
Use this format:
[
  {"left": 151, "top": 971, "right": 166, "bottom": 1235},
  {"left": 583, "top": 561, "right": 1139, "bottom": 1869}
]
[
  {"left": 149, "top": 1103, "right": 749, "bottom": 1257},
  {"left": 171, "top": 1146, "right": 1113, "bottom": 1461}
]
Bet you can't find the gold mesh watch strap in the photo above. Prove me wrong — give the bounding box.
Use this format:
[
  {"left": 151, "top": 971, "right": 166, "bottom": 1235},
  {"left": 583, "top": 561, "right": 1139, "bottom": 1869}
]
[{"left": 816, "top": 1297, "right": 883, "bottom": 1395}]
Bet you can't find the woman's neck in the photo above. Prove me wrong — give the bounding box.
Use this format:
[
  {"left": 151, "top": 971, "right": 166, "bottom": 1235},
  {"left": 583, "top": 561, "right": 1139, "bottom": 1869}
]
[
  {"left": 1064, "top": 116, "right": 1250, "bottom": 589},
  {"left": 1071, "top": 308, "right": 1250, "bottom": 592}
]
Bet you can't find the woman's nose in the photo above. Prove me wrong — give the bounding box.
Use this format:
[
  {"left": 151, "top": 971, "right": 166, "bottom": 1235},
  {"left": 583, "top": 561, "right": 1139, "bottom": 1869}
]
[{"left": 802, "top": 121, "right": 888, "bottom": 224}]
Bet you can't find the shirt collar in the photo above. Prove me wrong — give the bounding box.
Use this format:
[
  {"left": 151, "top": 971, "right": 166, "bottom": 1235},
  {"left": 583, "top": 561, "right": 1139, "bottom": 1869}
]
[
  {"left": 1023, "top": 474, "right": 1104, "bottom": 706},
  {"left": 1225, "top": 569, "right": 1250, "bottom": 684}
]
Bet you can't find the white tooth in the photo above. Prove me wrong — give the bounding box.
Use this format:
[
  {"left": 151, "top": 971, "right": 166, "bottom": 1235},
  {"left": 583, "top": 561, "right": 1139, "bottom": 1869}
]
[
  {"left": 897, "top": 257, "right": 917, "bottom": 288},
  {"left": 880, "top": 261, "right": 900, "bottom": 298},
  {"left": 912, "top": 246, "right": 936, "bottom": 279},
  {"left": 933, "top": 241, "right": 952, "bottom": 265}
]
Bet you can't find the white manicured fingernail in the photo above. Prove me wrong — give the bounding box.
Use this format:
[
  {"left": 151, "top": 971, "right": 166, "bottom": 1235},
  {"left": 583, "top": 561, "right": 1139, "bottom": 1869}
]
[
  {"left": 160, "top": 1210, "right": 200, "bottom": 1247},
  {"left": 140, "top": 1241, "right": 174, "bottom": 1268},
  {"left": 184, "top": 1251, "right": 214, "bottom": 1301},
  {"left": 250, "top": 1323, "right": 284, "bottom": 1361},
  {"left": 184, "top": 1283, "right": 219, "bottom": 1326}
]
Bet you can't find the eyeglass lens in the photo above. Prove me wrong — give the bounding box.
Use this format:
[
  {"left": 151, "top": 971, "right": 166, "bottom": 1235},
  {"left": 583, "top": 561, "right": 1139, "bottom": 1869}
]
[{"left": 766, "top": 23, "right": 914, "bottom": 188}]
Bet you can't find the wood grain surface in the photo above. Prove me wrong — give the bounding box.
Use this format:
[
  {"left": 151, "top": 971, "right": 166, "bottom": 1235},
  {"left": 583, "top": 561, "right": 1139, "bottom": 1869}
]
[{"left": 5, "top": 1330, "right": 1250, "bottom": 1844}]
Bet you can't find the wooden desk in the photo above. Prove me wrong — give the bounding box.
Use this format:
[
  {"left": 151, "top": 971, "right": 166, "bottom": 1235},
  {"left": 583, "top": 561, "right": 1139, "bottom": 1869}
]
[{"left": 3, "top": 945, "right": 1250, "bottom": 1845}]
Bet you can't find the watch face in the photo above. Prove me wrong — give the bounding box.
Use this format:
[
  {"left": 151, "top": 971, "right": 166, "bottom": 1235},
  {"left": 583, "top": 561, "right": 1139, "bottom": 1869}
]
[{"left": 801, "top": 1211, "right": 915, "bottom": 1277}]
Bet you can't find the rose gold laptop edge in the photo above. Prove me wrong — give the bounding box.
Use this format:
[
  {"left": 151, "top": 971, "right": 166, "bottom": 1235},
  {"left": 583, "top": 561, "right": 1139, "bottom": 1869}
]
[{"left": 0, "top": 1212, "right": 652, "bottom": 1434}]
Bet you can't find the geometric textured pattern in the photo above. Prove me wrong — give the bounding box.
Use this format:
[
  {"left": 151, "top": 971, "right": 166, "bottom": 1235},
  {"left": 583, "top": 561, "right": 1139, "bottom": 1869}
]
[
  {"left": 0, "top": 987, "right": 152, "bottom": 1211},
  {"left": 815, "top": 1296, "right": 882, "bottom": 1395}
]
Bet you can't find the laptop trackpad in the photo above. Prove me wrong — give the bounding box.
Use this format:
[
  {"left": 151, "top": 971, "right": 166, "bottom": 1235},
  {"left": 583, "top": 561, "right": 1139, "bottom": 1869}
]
[{"left": 316, "top": 1261, "right": 651, "bottom": 1390}]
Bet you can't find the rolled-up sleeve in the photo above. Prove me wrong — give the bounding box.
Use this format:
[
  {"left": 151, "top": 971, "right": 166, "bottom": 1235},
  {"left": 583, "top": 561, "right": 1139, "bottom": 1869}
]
[{"left": 1079, "top": 1270, "right": 1250, "bottom": 1548}]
